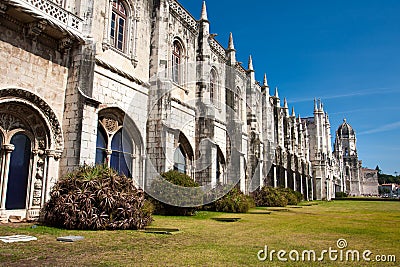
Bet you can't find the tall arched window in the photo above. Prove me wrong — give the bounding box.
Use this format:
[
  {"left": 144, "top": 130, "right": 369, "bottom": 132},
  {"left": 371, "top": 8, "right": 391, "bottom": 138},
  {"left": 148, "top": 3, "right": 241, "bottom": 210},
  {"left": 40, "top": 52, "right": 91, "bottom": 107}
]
[
  {"left": 6, "top": 133, "right": 31, "bottom": 210},
  {"left": 172, "top": 41, "right": 182, "bottom": 84},
  {"left": 110, "top": 0, "right": 127, "bottom": 51},
  {"left": 95, "top": 126, "right": 107, "bottom": 165},
  {"left": 95, "top": 111, "right": 139, "bottom": 178},
  {"left": 210, "top": 68, "right": 219, "bottom": 106},
  {"left": 174, "top": 145, "right": 186, "bottom": 174},
  {"left": 111, "top": 129, "right": 133, "bottom": 177}
]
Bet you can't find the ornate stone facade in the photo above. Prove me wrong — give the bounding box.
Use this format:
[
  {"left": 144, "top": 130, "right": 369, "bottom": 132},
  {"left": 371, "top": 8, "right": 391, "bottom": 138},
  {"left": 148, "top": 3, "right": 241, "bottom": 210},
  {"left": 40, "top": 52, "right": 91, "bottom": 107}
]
[{"left": 0, "top": 0, "right": 375, "bottom": 220}]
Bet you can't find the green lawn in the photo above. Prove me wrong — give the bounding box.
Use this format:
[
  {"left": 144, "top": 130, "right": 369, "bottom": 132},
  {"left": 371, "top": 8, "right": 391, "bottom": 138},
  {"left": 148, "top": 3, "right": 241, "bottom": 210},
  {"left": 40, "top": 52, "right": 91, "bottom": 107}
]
[{"left": 0, "top": 200, "right": 399, "bottom": 266}]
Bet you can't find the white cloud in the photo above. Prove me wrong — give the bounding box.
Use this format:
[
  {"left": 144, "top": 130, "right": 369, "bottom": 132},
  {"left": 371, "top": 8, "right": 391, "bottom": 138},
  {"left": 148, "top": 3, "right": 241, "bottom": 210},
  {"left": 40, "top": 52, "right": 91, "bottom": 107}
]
[
  {"left": 289, "top": 88, "right": 399, "bottom": 104},
  {"left": 358, "top": 121, "right": 400, "bottom": 135}
]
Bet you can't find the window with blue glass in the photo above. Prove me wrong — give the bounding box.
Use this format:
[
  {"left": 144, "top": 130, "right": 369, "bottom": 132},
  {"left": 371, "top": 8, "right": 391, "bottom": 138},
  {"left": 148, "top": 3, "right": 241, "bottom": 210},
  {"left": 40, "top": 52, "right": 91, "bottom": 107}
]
[
  {"left": 6, "top": 133, "right": 31, "bottom": 210},
  {"left": 95, "top": 126, "right": 107, "bottom": 165},
  {"left": 173, "top": 145, "right": 186, "bottom": 174},
  {"left": 110, "top": 129, "right": 133, "bottom": 177},
  {"left": 95, "top": 124, "right": 133, "bottom": 177},
  {"left": 110, "top": 0, "right": 127, "bottom": 51}
]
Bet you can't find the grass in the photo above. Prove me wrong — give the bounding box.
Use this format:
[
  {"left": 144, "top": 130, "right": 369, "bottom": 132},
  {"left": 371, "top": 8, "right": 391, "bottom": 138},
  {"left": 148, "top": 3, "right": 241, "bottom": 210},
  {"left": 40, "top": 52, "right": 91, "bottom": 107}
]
[{"left": 0, "top": 200, "right": 399, "bottom": 266}]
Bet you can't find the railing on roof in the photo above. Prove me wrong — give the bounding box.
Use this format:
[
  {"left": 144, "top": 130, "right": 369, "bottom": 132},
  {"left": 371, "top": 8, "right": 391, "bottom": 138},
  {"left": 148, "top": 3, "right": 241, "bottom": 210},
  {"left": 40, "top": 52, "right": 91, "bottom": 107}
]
[
  {"left": 168, "top": 0, "right": 198, "bottom": 33},
  {"left": 20, "top": 0, "right": 83, "bottom": 33}
]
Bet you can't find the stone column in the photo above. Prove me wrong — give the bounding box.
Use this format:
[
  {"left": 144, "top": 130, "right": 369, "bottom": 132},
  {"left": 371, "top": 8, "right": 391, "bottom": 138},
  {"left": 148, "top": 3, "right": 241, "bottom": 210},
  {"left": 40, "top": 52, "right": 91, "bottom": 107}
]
[
  {"left": 105, "top": 149, "right": 112, "bottom": 167},
  {"left": 304, "top": 176, "right": 310, "bottom": 201},
  {"left": 284, "top": 169, "right": 288, "bottom": 188},
  {"left": 300, "top": 174, "right": 304, "bottom": 195},
  {"left": 293, "top": 172, "right": 296, "bottom": 191},
  {"left": 259, "top": 160, "right": 264, "bottom": 189},
  {"left": 0, "top": 144, "right": 14, "bottom": 220},
  {"left": 273, "top": 165, "right": 277, "bottom": 188},
  {"left": 42, "top": 150, "right": 61, "bottom": 204},
  {"left": 28, "top": 150, "right": 40, "bottom": 214},
  {"left": 239, "top": 154, "right": 246, "bottom": 193}
]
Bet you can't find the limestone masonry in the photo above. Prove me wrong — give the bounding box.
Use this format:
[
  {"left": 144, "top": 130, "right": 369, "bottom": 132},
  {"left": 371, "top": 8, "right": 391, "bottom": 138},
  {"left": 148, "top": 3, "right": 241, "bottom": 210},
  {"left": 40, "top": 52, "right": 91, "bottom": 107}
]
[{"left": 0, "top": 0, "right": 378, "bottom": 220}]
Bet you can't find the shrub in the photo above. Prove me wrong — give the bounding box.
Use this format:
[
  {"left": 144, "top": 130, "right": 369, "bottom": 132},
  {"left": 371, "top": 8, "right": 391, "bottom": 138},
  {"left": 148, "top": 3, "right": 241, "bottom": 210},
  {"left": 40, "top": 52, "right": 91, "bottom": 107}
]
[
  {"left": 40, "top": 164, "right": 153, "bottom": 230},
  {"left": 204, "top": 186, "right": 255, "bottom": 213},
  {"left": 146, "top": 170, "right": 202, "bottom": 216},
  {"left": 252, "top": 186, "right": 288, "bottom": 207},
  {"left": 279, "top": 187, "right": 303, "bottom": 205},
  {"left": 335, "top": 192, "right": 348, "bottom": 198}
]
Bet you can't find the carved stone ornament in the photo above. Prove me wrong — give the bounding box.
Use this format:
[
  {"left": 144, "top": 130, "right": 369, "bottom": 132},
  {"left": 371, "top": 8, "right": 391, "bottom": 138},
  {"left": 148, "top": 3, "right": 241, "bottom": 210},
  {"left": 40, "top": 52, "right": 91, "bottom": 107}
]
[
  {"left": 26, "top": 20, "right": 47, "bottom": 38},
  {"left": 100, "top": 116, "right": 119, "bottom": 134},
  {"left": 0, "top": 2, "right": 8, "bottom": 14},
  {"left": 0, "top": 113, "right": 25, "bottom": 132},
  {"left": 58, "top": 36, "right": 74, "bottom": 52},
  {"left": 0, "top": 89, "right": 64, "bottom": 150}
]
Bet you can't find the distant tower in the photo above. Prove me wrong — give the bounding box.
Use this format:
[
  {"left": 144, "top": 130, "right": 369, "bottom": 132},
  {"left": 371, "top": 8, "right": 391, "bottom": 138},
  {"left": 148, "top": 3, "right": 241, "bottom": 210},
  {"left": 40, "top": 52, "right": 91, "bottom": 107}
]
[{"left": 334, "top": 119, "right": 361, "bottom": 196}]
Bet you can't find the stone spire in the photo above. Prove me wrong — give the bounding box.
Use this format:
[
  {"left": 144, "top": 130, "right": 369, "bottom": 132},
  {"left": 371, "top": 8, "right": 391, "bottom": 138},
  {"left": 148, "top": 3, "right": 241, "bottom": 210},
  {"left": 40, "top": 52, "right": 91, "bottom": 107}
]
[
  {"left": 314, "top": 98, "right": 318, "bottom": 112},
  {"left": 284, "top": 98, "right": 289, "bottom": 116},
  {"left": 226, "top": 32, "right": 236, "bottom": 65},
  {"left": 228, "top": 32, "right": 235, "bottom": 51},
  {"left": 274, "top": 87, "right": 279, "bottom": 98},
  {"left": 200, "top": 1, "right": 208, "bottom": 21},
  {"left": 248, "top": 55, "right": 254, "bottom": 71},
  {"left": 319, "top": 99, "right": 324, "bottom": 112},
  {"left": 261, "top": 73, "right": 269, "bottom": 94},
  {"left": 291, "top": 106, "right": 296, "bottom": 117},
  {"left": 247, "top": 55, "right": 255, "bottom": 83},
  {"left": 263, "top": 73, "right": 268, "bottom": 87}
]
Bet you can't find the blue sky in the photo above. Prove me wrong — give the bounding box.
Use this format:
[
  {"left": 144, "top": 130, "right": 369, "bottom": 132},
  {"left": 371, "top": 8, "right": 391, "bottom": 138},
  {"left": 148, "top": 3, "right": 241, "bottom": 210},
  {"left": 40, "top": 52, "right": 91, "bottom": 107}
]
[{"left": 177, "top": 0, "right": 400, "bottom": 175}]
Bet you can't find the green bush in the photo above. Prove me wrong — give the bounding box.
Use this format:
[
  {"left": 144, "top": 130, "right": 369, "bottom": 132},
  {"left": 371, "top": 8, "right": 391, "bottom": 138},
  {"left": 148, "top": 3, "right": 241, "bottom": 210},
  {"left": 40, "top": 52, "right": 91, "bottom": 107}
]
[
  {"left": 279, "top": 187, "right": 303, "bottom": 205},
  {"left": 40, "top": 164, "right": 153, "bottom": 230},
  {"left": 335, "top": 192, "right": 348, "bottom": 198},
  {"left": 204, "top": 186, "right": 255, "bottom": 213},
  {"left": 251, "top": 186, "right": 288, "bottom": 207},
  {"left": 147, "top": 170, "right": 202, "bottom": 216},
  {"left": 252, "top": 186, "right": 304, "bottom": 207}
]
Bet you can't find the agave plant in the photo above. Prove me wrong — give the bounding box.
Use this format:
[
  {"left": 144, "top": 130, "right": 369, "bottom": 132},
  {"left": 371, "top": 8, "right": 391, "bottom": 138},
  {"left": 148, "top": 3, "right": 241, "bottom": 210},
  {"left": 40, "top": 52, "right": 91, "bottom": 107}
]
[{"left": 40, "top": 165, "right": 153, "bottom": 230}]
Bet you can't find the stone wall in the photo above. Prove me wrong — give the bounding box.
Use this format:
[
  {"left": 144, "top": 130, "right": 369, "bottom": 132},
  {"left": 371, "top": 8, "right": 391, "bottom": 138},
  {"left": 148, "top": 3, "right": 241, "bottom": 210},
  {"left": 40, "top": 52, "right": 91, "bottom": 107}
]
[{"left": 361, "top": 168, "right": 379, "bottom": 196}]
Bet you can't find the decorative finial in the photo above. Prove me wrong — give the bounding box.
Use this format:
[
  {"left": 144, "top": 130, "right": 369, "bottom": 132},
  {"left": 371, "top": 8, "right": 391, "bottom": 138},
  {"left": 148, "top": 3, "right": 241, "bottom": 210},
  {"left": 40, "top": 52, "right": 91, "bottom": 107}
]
[
  {"left": 248, "top": 55, "right": 254, "bottom": 71},
  {"left": 263, "top": 73, "right": 268, "bottom": 87},
  {"left": 274, "top": 87, "right": 279, "bottom": 98},
  {"left": 200, "top": 1, "right": 208, "bottom": 21},
  {"left": 291, "top": 106, "right": 295, "bottom": 117},
  {"left": 314, "top": 98, "right": 317, "bottom": 111},
  {"left": 284, "top": 98, "right": 288, "bottom": 109},
  {"left": 228, "top": 32, "right": 235, "bottom": 51}
]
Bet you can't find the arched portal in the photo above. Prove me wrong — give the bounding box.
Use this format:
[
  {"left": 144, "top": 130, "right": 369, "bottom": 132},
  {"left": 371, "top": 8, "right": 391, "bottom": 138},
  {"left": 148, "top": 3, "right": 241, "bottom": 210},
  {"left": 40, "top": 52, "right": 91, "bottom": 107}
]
[{"left": 0, "top": 89, "right": 63, "bottom": 220}]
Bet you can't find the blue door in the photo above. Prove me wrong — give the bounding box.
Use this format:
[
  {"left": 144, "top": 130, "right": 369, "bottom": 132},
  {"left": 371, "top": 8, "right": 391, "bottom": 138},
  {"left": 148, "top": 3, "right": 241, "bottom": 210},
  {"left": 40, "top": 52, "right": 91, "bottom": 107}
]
[{"left": 6, "top": 134, "right": 31, "bottom": 210}]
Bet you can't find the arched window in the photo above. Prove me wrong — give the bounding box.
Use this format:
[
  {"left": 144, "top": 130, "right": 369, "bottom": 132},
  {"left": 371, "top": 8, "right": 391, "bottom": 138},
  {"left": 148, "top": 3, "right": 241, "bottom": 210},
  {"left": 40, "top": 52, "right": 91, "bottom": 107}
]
[
  {"left": 226, "top": 88, "right": 234, "bottom": 111},
  {"left": 172, "top": 40, "right": 183, "bottom": 84},
  {"left": 95, "top": 126, "right": 107, "bottom": 165},
  {"left": 110, "top": 0, "right": 127, "bottom": 51},
  {"left": 6, "top": 133, "right": 31, "bottom": 210},
  {"left": 95, "top": 112, "right": 139, "bottom": 178},
  {"left": 111, "top": 129, "right": 133, "bottom": 177},
  {"left": 210, "top": 68, "right": 219, "bottom": 106},
  {"left": 174, "top": 145, "right": 186, "bottom": 174}
]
